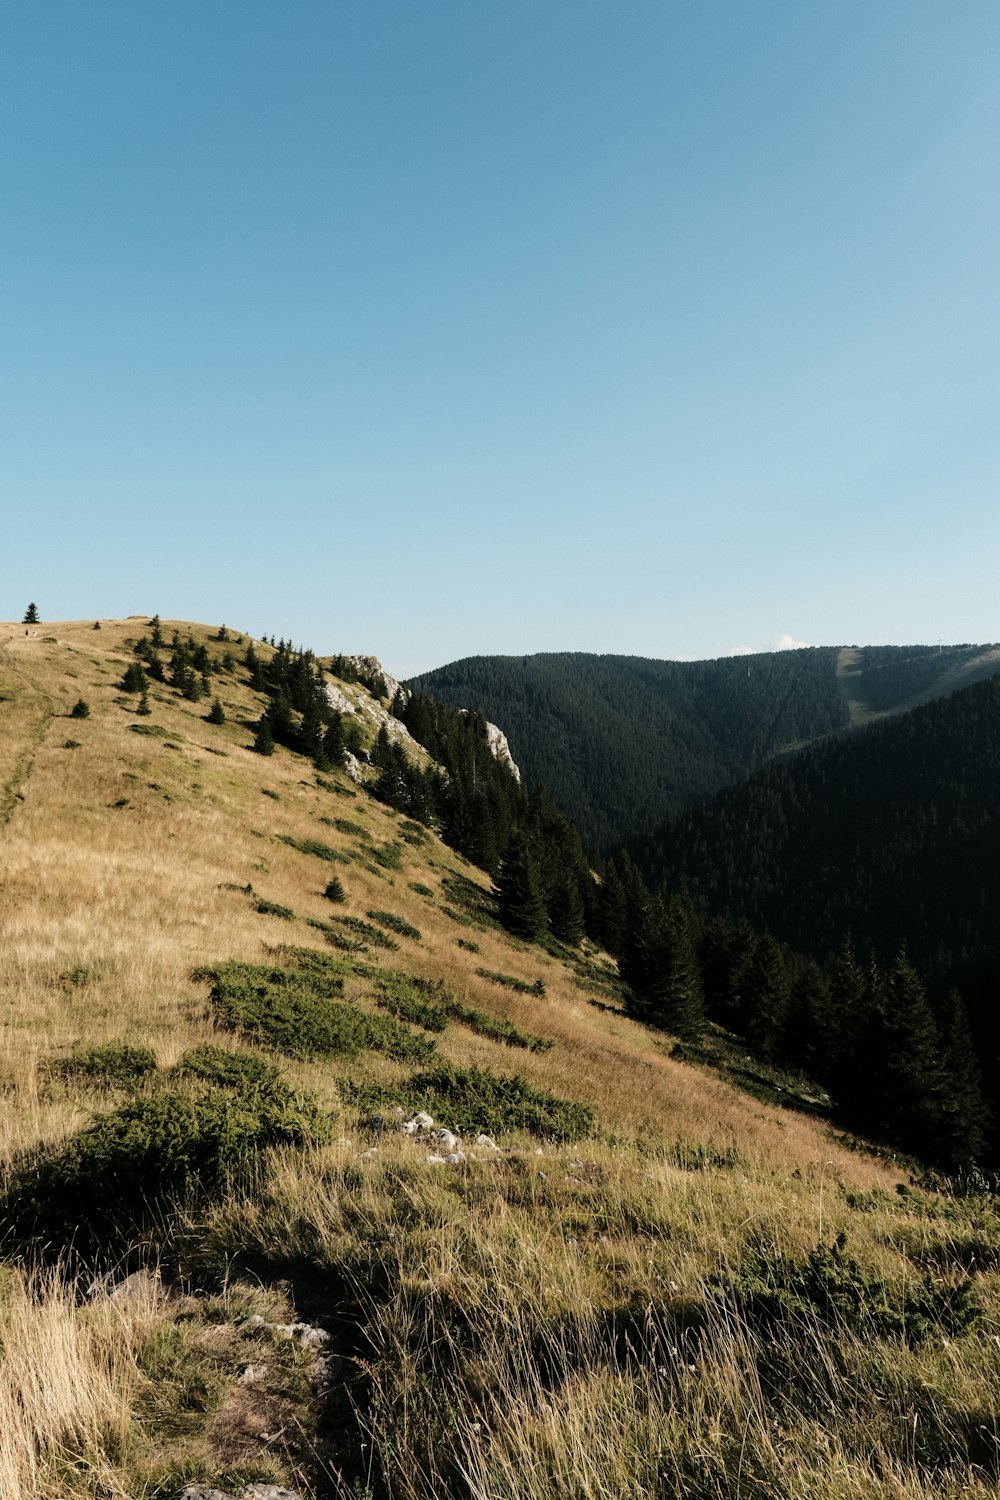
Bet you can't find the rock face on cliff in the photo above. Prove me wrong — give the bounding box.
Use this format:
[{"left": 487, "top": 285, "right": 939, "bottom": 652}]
[{"left": 476, "top": 715, "right": 521, "bottom": 783}]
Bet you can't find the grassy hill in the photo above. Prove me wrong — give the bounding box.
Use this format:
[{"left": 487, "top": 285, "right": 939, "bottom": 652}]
[
  {"left": 411, "top": 643, "right": 1000, "bottom": 850},
  {"left": 2, "top": 618, "right": 1000, "bottom": 1499}
]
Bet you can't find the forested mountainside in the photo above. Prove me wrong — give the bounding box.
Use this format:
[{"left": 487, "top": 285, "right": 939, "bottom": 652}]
[
  {"left": 627, "top": 672, "right": 1000, "bottom": 1042},
  {"left": 411, "top": 643, "right": 1000, "bottom": 850}
]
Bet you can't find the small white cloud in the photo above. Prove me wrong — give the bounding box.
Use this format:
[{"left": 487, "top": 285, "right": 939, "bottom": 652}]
[{"left": 729, "top": 634, "right": 811, "bottom": 657}]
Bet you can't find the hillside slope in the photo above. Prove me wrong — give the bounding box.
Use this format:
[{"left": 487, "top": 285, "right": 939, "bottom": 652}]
[
  {"left": 411, "top": 643, "right": 1000, "bottom": 849},
  {"left": 2, "top": 619, "right": 1000, "bottom": 1499}
]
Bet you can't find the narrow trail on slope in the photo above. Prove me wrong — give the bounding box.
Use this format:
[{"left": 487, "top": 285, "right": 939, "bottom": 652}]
[
  {"left": 0, "top": 638, "right": 57, "bottom": 826},
  {"left": 835, "top": 646, "right": 875, "bottom": 726}
]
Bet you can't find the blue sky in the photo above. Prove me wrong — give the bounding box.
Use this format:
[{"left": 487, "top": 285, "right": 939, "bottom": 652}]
[{"left": 2, "top": 2, "right": 998, "bottom": 676}]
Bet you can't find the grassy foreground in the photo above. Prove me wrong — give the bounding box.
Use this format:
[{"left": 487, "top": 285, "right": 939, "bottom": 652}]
[{"left": 1, "top": 617, "right": 998, "bottom": 1498}]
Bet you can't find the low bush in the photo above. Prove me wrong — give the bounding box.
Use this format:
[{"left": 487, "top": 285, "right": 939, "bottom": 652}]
[
  {"left": 129, "top": 723, "right": 170, "bottom": 737},
  {"left": 200, "top": 960, "right": 431, "bottom": 1062},
  {"left": 457, "top": 938, "right": 480, "bottom": 953},
  {"left": 714, "top": 1233, "right": 979, "bottom": 1349},
  {"left": 371, "top": 841, "right": 403, "bottom": 871},
  {"left": 278, "top": 834, "right": 342, "bottom": 863},
  {"left": 408, "top": 882, "right": 434, "bottom": 898},
  {"left": 399, "top": 820, "right": 430, "bottom": 846},
  {"left": 304, "top": 916, "right": 367, "bottom": 952},
  {"left": 0, "top": 1082, "right": 331, "bottom": 1263},
  {"left": 441, "top": 998, "right": 552, "bottom": 1053},
  {"left": 254, "top": 898, "right": 295, "bottom": 920},
  {"left": 366, "top": 910, "right": 421, "bottom": 941},
  {"left": 476, "top": 967, "right": 546, "bottom": 997},
  {"left": 321, "top": 915, "right": 399, "bottom": 951},
  {"left": 374, "top": 974, "right": 450, "bottom": 1033},
  {"left": 45, "top": 1042, "right": 158, "bottom": 1089},
  {"left": 404, "top": 1065, "right": 594, "bottom": 1141},
  {"left": 332, "top": 818, "right": 370, "bottom": 840}
]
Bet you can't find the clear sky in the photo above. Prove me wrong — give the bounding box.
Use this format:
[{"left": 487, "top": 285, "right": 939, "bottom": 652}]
[{"left": 2, "top": 2, "right": 998, "bottom": 676}]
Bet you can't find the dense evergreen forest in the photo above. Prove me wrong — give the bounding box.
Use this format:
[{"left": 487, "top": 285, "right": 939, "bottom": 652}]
[{"left": 411, "top": 644, "right": 1000, "bottom": 851}]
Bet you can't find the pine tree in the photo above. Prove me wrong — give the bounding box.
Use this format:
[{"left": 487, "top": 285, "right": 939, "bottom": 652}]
[
  {"left": 496, "top": 831, "right": 548, "bottom": 942},
  {"left": 135, "top": 690, "right": 151, "bottom": 717},
  {"left": 624, "top": 894, "right": 705, "bottom": 1040},
  {"left": 120, "top": 662, "right": 147, "bottom": 693},
  {"left": 207, "top": 698, "right": 226, "bottom": 725},
  {"left": 148, "top": 614, "right": 164, "bottom": 648},
  {"left": 937, "top": 990, "right": 990, "bottom": 1169},
  {"left": 323, "top": 875, "right": 346, "bottom": 903},
  {"left": 22, "top": 603, "right": 39, "bottom": 624},
  {"left": 549, "top": 873, "right": 585, "bottom": 945},
  {"left": 252, "top": 715, "right": 275, "bottom": 756},
  {"left": 70, "top": 699, "right": 90, "bottom": 719}
]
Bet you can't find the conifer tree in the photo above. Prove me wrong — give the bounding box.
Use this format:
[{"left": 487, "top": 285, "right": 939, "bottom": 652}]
[
  {"left": 496, "top": 831, "right": 548, "bottom": 942},
  {"left": 623, "top": 894, "right": 705, "bottom": 1039},
  {"left": 120, "top": 662, "right": 147, "bottom": 693},
  {"left": 252, "top": 715, "right": 275, "bottom": 756},
  {"left": 136, "top": 690, "right": 151, "bottom": 717},
  {"left": 22, "top": 603, "right": 39, "bottom": 624},
  {"left": 549, "top": 873, "right": 585, "bottom": 945},
  {"left": 148, "top": 614, "right": 164, "bottom": 648},
  {"left": 207, "top": 698, "right": 225, "bottom": 725},
  {"left": 936, "top": 989, "right": 990, "bottom": 1169}
]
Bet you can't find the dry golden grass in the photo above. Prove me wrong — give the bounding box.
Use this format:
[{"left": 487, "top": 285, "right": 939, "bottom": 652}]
[{"left": 1, "top": 618, "right": 997, "bottom": 1499}]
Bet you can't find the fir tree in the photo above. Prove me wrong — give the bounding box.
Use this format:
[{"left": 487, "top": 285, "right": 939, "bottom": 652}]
[
  {"left": 549, "top": 873, "right": 585, "bottom": 945},
  {"left": 22, "top": 603, "right": 39, "bottom": 624},
  {"left": 252, "top": 715, "right": 275, "bottom": 756},
  {"left": 207, "top": 698, "right": 226, "bottom": 725},
  {"left": 323, "top": 875, "right": 346, "bottom": 903},
  {"left": 70, "top": 698, "right": 90, "bottom": 719},
  {"left": 135, "top": 690, "right": 151, "bottom": 717},
  {"left": 120, "top": 662, "right": 147, "bottom": 693},
  {"left": 496, "top": 831, "right": 548, "bottom": 942},
  {"left": 148, "top": 614, "right": 164, "bottom": 648}
]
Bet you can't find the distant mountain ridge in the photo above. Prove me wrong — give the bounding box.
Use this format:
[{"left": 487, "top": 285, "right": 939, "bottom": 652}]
[{"left": 410, "top": 643, "right": 1000, "bottom": 850}]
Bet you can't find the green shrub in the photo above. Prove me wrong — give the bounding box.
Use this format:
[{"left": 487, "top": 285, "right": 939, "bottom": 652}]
[
  {"left": 278, "top": 834, "right": 343, "bottom": 863},
  {"left": 476, "top": 967, "right": 546, "bottom": 997},
  {"left": 366, "top": 909, "right": 420, "bottom": 941},
  {"left": 304, "top": 916, "right": 367, "bottom": 952},
  {"left": 715, "top": 1234, "right": 980, "bottom": 1348},
  {"left": 457, "top": 938, "right": 480, "bottom": 953},
  {"left": 404, "top": 1066, "right": 594, "bottom": 1141},
  {"left": 201, "top": 960, "right": 430, "bottom": 1062},
  {"left": 441, "top": 998, "right": 552, "bottom": 1053},
  {"left": 0, "top": 1084, "right": 329, "bottom": 1264},
  {"left": 129, "top": 722, "right": 170, "bottom": 737},
  {"left": 254, "top": 898, "right": 295, "bottom": 920},
  {"left": 332, "top": 818, "right": 370, "bottom": 840},
  {"left": 374, "top": 974, "right": 450, "bottom": 1033},
  {"left": 69, "top": 698, "right": 90, "bottom": 719},
  {"left": 408, "top": 882, "right": 434, "bottom": 898},
  {"left": 371, "top": 841, "right": 403, "bottom": 871},
  {"left": 63, "top": 739, "right": 81, "bottom": 750},
  {"left": 322, "top": 915, "right": 399, "bottom": 951},
  {"left": 174, "top": 1044, "right": 281, "bottom": 1092},
  {"left": 46, "top": 1042, "right": 157, "bottom": 1089},
  {"left": 399, "top": 820, "right": 430, "bottom": 846}
]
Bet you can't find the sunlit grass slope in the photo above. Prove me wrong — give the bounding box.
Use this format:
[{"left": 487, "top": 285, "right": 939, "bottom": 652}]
[{"left": 1, "top": 617, "right": 999, "bottom": 1499}]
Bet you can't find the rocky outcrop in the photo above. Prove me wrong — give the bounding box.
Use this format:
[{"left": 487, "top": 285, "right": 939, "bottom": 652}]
[
  {"left": 458, "top": 711, "right": 521, "bottom": 782},
  {"left": 324, "top": 679, "right": 424, "bottom": 762}
]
